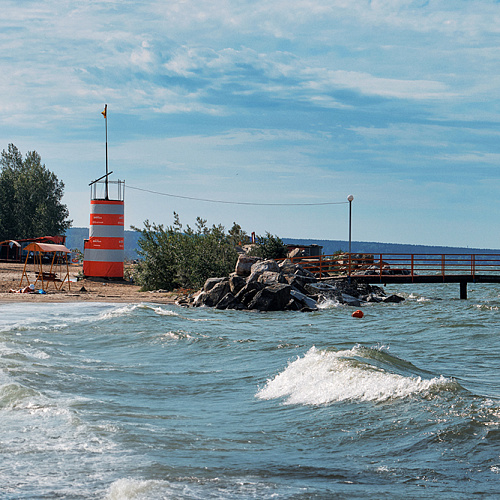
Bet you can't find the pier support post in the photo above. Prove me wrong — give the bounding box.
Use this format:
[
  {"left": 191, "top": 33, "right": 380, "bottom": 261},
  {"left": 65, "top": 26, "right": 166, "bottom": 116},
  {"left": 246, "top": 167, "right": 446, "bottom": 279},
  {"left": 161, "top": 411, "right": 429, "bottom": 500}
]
[{"left": 460, "top": 281, "right": 467, "bottom": 300}]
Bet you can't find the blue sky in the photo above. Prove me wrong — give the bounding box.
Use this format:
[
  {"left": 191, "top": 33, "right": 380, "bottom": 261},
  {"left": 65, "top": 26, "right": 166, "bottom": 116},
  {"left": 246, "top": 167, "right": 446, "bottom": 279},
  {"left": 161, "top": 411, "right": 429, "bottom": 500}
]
[{"left": 1, "top": 0, "right": 500, "bottom": 248}]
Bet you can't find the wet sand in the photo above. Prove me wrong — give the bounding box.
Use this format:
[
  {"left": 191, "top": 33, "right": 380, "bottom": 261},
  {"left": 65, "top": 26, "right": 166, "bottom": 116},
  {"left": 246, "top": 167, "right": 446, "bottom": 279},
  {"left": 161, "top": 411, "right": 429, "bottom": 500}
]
[{"left": 0, "top": 262, "right": 177, "bottom": 304}]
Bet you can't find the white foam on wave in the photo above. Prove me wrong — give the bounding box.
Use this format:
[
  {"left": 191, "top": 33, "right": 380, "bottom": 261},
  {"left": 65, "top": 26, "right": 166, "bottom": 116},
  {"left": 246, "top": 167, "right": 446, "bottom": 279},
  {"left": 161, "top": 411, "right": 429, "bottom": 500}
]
[
  {"left": 158, "top": 330, "right": 195, "bottom": 341},
  {"left": 106, "top": 479, "right": 169, "bottom": 500},
  {"left": 105, "top": 476, "right": 302, "bottom": 500},
  {"left": 317, "top": 298, "right": 341, "bottom": 309},
  {"left": 407, "top": 293, "right": 430, "bottom": 302},
  {"left": 98, "top": 303, "right": 141, "bottom": 320},
  {"left": 151, "top": 305, "right": 179, "bottom": 316},
  {"left": 475, "top": 304, "right": 499, "bottom": 311},
  {"left": 256, "top": 346, "right": 453, "bottom": 405},
  {"left": 0, "top": 303, "right": 141, "bottom": 333}
]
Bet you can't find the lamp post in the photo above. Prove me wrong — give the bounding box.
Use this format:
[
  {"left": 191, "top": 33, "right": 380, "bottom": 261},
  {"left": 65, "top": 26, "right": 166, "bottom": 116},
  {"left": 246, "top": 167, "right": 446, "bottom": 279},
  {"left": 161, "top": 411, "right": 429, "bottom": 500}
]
[
  {"left": 347, "top": 194, "right": 354, "bottom": 254},
  {"left": 347, "top": 194, "right": 354, "bottom": 282}
]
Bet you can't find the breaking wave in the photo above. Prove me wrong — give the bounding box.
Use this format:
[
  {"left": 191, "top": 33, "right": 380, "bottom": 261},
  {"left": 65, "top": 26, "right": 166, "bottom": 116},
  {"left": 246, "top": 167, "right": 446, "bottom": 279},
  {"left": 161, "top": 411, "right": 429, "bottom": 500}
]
[{"left": 256, "top": 346, "right": 460, "bottom": 405}]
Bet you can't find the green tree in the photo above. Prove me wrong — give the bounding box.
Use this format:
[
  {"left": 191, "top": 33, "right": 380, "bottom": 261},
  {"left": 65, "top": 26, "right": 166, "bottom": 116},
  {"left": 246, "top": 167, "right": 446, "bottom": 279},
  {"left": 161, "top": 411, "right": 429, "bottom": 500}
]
[
  {"left": 132, "top": 213, "right": 239, "bottom": 291},
  {"left": 248, "top": 232, "right": 288, "bottom": 260},
  {"left": 227, "top": 222, "right": 248, "bottom": 246},
  {"left": 0, "top": 144, "right": 71, "bottom": 240}
]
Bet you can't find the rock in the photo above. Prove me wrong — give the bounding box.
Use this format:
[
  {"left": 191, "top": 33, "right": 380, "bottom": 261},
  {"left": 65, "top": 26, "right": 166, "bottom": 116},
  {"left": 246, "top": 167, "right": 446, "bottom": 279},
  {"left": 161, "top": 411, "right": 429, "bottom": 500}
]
[
  {"left": 288, "top": 247, "right": 303, "bottom": 259},
  {"left": 382, "top": 294, "right": 405, "bottom": 303},
  {"left": 305, "top": 282, "right": 336, "bottom": 293},
  {"left": 250, "top": 259, "right": 280, "bottom": 274},
  {"left": 235, "top": 255, "right": 262, "bottom": 277},
  {"left": 198, "top": 280, "right": 230, "bottom": 307},
  {"left": 246, "top": 271, "right": 262, "bottom": 284},
  {"left": 294, "top": 266, "right": 316, "bottom": 279},
  {"left": 290, "top": 289, "right": 318, "bottom": 310},
  {"left": 204, "top": 277, "right": 228, "bottom": 292},
  {"left": 193, "top": 291, "right": 206, "bottom": 307},
  {"left": 234, "top": 282, "right": 266, "bottom": 307},
  {"left": 278, "top": 259, "right": 297, "bottom": 275},
  {"left": 283, "top": 275, "right": 309, "bottom": 295},
  {"left": 285, "top": 298, "right": 301, "bottom": 311},
  {"left": 341, "top": 293, "right": 362, "bottom": 307},
  {"left": 247, "top": 283, "right": 291, "bottom": 311},
  {"left": 363, "top": 293, "right": 383, "bottom": 303},
  {"left": 215, "top": 292, "right": 242, "bottom": 310},
  {"left": 229, "top": 275, "right": 246, "bottom": 295},
  {"left": 257, "top": 271, "right": 287, "bottom": 285}
]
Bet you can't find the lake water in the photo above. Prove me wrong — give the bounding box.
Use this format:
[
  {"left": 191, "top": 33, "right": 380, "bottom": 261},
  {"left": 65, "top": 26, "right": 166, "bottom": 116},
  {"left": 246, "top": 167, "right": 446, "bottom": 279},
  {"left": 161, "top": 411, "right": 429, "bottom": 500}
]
[{"left": 0, "top": 282, "right": 499, "bottom": 499}]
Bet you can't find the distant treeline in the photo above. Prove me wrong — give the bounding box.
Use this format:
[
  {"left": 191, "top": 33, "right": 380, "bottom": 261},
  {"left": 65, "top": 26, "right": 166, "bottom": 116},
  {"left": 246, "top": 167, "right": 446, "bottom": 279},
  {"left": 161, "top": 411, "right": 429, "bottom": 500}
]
[
  {"left": 282, "top": 238, "right": 500, "bottom": 256},
  {"left": 64, "top": 228, "right": 500, "bottom": 262}
]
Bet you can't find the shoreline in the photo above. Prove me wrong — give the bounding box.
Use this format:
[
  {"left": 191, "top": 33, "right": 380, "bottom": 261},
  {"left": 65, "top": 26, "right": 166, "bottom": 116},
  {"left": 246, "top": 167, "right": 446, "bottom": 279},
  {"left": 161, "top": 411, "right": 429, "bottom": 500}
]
[{"left": 0, "top": 262, "right": 177, "bottom": 305}]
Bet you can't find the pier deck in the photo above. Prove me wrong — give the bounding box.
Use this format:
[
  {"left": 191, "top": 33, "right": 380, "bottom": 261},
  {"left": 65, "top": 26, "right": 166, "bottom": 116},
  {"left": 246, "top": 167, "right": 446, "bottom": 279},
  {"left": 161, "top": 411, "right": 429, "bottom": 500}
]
[{"left": 285, "top": 253, "right": 500, "bottom": 299}]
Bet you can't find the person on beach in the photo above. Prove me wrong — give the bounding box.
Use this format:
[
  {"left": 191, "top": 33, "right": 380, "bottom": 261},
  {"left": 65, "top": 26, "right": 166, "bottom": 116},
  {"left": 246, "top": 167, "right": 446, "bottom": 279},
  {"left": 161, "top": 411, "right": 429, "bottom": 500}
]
[{"left": 9, "top": 284, "right": 35, "bottom": 293}]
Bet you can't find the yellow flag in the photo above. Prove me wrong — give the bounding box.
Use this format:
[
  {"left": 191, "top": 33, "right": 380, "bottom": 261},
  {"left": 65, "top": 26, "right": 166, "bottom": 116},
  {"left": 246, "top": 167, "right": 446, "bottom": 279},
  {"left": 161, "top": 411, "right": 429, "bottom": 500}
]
[{"left": 101, "top": 104, "right": 107, "bottom": 119}]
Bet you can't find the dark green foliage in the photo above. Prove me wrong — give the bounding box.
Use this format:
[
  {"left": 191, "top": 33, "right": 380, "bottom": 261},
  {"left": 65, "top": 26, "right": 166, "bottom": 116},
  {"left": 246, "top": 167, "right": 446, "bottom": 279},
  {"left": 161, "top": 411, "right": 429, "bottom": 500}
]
[
  {"left": 132, "top": 213, "right": 239, "bottom": 291},
  {"left": 0, "top": 144, "right": 71, "bottom": 240},
  {"left": 227, "top": 222, "right": 248, "bottom": 246},
  {"left": 248, "top": 232, "right": 288, "bottom": 260}
]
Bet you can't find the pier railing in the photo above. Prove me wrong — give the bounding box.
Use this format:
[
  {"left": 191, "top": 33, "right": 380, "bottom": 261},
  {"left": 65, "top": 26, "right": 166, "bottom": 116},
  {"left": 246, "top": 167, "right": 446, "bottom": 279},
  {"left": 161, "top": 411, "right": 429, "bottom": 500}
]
[{"left": 284, "top": 253, "right": 500, "bottom": 280}]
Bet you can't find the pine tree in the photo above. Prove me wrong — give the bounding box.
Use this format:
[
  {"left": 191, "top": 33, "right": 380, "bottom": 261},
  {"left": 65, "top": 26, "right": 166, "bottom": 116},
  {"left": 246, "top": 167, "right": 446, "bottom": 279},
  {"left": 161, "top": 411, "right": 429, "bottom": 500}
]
[{"left": 0, "top": 144, "right": 72, "bottom": 240}]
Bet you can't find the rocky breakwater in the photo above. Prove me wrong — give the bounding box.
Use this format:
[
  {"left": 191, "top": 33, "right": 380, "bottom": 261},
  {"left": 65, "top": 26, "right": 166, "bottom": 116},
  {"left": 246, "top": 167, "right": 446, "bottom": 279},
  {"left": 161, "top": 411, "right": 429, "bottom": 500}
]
[{"left": 177, "top": 255, "right": 405, "bottom": 312}]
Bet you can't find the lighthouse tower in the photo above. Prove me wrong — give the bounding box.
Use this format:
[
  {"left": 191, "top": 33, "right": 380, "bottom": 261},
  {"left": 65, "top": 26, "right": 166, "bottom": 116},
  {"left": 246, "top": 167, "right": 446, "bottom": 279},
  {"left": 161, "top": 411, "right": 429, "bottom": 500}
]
[
  {"left": 83, "top": 177, "right": 124, "bottom": 278},
  {"left": 83, "top": 104, "right": 125, "bottom": 279}
]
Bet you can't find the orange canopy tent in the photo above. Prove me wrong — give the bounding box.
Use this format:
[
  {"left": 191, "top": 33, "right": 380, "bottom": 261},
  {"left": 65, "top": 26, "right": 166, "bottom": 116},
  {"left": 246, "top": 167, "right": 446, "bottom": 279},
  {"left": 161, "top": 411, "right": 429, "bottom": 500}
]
[{"left": 20, "top": 242, "right": 72, "bottom": 291}]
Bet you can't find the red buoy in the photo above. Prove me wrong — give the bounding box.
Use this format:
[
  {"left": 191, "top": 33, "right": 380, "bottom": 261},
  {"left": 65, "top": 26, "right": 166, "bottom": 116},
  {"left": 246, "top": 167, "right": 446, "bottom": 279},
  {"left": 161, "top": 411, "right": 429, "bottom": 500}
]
[{"left": 352, "top": 309, "right": 364, "bottom": 318}]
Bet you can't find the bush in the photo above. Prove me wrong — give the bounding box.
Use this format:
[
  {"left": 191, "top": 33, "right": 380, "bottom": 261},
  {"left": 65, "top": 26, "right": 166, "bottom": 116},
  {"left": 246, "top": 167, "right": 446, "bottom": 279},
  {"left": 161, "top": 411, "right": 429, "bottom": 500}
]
[
  {"left": 248, "top": 232, "right": 288, "bottom": 260},
  {"left": 132, "top": 213, "right": 239, "bottom": 291}
]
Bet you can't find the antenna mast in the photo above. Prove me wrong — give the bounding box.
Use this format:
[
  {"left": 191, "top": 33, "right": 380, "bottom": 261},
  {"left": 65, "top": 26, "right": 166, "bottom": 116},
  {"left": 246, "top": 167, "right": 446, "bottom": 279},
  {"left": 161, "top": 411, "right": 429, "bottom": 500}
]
[{"left": 102, "top": 104, "right": 109, "bottom": 200}]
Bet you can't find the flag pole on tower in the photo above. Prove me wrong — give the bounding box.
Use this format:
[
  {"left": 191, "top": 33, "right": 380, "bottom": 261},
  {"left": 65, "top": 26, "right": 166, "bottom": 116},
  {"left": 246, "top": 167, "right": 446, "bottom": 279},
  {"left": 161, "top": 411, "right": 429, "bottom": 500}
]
[{"left": 102, "top": 104, "right": 108, "bottom": 200}]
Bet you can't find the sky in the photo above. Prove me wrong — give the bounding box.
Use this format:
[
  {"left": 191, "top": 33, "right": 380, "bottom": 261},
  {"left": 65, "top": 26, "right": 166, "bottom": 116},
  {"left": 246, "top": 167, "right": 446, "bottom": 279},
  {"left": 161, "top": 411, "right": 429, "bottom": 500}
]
[{"left": 1, "top": 0, "right": 500, "bottom": 248}]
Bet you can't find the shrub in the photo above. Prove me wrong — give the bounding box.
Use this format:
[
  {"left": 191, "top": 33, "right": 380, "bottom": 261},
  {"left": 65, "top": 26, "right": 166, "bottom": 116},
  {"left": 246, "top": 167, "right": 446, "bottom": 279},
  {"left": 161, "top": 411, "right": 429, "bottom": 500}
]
[
  {"left": 132, "top": 213, "right": 239, "bottom": 291},
  {"left": 248, "top": 232, "right": 288, "bottom": 260}
]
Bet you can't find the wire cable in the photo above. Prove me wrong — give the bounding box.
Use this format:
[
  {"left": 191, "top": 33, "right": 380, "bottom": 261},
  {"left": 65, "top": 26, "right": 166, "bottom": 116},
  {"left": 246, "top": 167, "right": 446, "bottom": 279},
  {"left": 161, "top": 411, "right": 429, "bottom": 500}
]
[{"left": 126, "top": 185, "right": 348, "bottom": 207}]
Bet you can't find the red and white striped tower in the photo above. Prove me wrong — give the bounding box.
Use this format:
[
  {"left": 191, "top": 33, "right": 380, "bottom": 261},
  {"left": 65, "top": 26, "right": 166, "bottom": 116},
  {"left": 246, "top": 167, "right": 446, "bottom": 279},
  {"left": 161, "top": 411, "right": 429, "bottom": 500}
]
[
  {"left": 83, "top": 104, "right": 125, "bottom": 278},
  {"left": 83, "top": 197, "right": 124, "bottom": 278}
]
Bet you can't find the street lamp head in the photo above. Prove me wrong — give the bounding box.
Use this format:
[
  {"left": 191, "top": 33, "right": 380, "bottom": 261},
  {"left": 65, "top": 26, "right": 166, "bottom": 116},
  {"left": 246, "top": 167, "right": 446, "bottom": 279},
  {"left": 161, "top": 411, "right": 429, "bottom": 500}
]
[{"left": 347, "top": 194, "right": 354, "bottom": 202}]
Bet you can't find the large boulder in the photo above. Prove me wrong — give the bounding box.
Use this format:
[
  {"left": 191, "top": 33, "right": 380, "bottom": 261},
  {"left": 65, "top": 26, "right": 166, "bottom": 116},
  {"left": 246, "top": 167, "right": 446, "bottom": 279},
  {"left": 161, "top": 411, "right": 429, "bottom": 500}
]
[
  {"left": 204, "top": 277, "right": 228, "bottom": 292},
  {"left": 235, "top": 255, "right": 262, "bottom": 277},
  {"left": 382, "top": 294, "right": 405, "bottom": 303},
  {"left": 247, "top": 283, "right": 291, "bottom": 311},
  {"left": 256, "top": 271, "right": 287, "bottom": 286},
  {"left": 341, "top": 293, "right": 362, "bottom": 307},
  {"left": 283, "top": 275, "right": 309, "bottom": 295},
  {"left": 278, "top": 259, "right": 297, "bottom": 275},
  {"left": 250, "top": 259, "right": 280, "bottom": 274},
  {"left": 198, "top": 280, "right": 230, "bottom": 307},
  {"left": 247, "top": 262, "right": 285, "bottom": 284},
  {"left": 290, "top": 289, "right": 318, "bottom": 310},
  {"left": 234, "top": 282, "right": 266, "bottom": 307},
  {"left": 229, "top": 275, "right": 246, "bottom": 295},
  {"left": 215, "top": 292, "right": 243, "bottom": 310},
  {"left": 293, "top": 266, "right": 317, "bottom": 284}
]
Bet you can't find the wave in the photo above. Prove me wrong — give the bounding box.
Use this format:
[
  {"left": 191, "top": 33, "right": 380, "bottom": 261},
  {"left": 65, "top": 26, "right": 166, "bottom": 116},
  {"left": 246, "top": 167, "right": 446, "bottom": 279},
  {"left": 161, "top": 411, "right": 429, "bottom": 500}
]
[
  {"left": 105, "top": 476, "right": 306, "bottom": 500},
  {"left": 256, "top": 346, "right": 460, "bottom": 405},
  {"left": 317, "top": 298, "right": 342, "bottom": 309},
  {"left": 0, "top": 381, "right": 42, "bottom": 409},
  {"left": 97, "top": 303, "right": 147, "bottom": 320}
]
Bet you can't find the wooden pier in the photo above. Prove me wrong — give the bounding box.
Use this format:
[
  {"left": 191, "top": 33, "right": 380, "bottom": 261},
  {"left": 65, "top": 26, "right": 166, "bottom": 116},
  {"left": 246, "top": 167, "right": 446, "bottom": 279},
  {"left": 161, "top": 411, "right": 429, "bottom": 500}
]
[{"left": 286, "top": 253, "right": 500, "bottom": 299}]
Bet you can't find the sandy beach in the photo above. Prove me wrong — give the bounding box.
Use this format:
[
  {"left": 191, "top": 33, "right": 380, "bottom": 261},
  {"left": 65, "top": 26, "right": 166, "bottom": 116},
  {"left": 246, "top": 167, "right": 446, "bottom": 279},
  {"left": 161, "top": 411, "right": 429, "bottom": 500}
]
[{"left": 0, "top": 262, "right": 177, "bottom": 304}]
